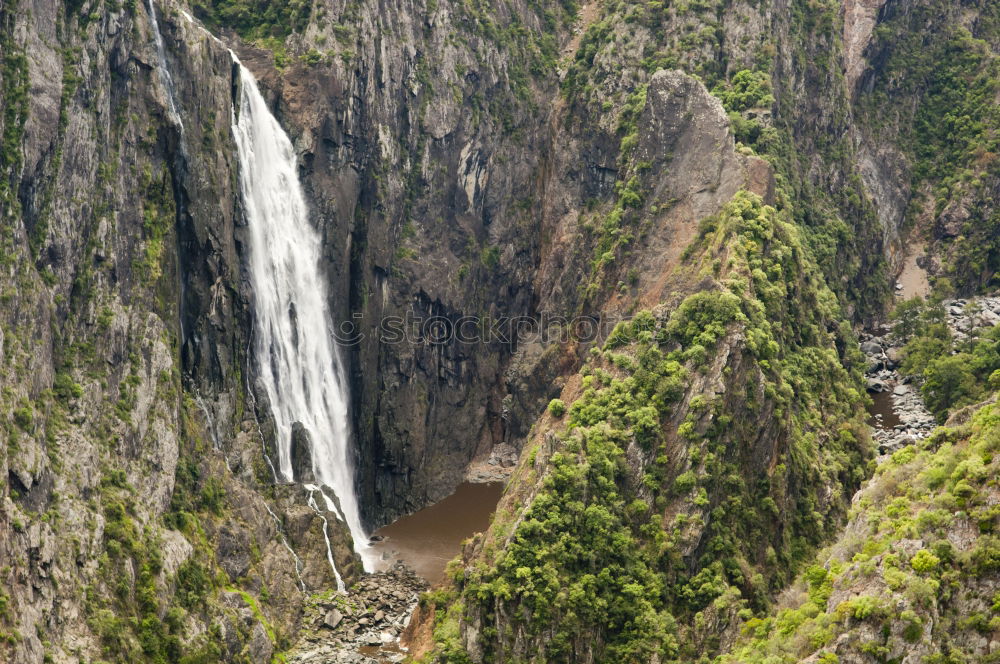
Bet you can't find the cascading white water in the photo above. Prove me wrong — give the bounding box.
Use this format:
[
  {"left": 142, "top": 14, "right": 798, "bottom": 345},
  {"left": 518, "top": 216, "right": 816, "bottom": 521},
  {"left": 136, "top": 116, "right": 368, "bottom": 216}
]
[
  {"left": 230, "top": 58, "right": 373, "bottom": 572},
  {"left": 305, "top": 485, "right": 346, "bottom": 592},
  {"left": 146, "top": 0, "right": 183, "bottom": 132}
]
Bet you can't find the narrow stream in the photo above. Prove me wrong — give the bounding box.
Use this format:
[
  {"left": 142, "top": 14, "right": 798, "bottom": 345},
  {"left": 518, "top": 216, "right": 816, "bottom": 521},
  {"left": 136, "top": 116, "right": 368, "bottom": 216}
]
[
  {"left": 370, "top": 482, "right": 505, "bottom": 586},
  {"left": 867, "top": 390, "right": 902, "bottom": 431}
]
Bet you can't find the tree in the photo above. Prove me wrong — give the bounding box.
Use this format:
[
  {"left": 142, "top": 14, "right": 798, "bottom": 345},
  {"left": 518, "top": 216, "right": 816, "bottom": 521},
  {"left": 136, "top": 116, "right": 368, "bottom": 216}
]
[
  {"left": 891, "top": 297, "right": 927, "bottom": 342},
  {"left": 921, "top": 353, "right": 977, "bottom": 420}
]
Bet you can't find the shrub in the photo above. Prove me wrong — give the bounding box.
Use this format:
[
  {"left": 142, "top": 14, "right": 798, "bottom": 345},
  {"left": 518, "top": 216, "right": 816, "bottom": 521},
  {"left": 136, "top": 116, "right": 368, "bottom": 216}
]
[
  {"left": 53, "top": 371, "right": 83, "bottom": 401},
  {"left": 910, "top": 549, "right": 941, "bottom": 574},
  {"left": 673, "top": 471, "right": 697, "bottom": 494},
  {"left": 548, "top": 399, "right": 567, "bottom": 418},
  {"left": 839, "top": 595, "right": 885, "bottom": 621},
  {"left": 13, "top": 406, "right": 33, "bottom": 430}
]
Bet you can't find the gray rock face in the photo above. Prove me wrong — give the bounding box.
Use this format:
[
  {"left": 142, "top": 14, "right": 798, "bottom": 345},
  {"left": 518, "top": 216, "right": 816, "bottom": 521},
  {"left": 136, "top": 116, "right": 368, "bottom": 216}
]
[
  {"left": 235, "top": 0, "right": 556, "bottom": 529},
  {"left": 0, "top": 1, "right": 349, "bottom": 660},
  {"left": 291, "top": 422, "right": 316, "bottom": 484},
  {"left": 4, "top": 0, "right": 989, "bottom": 659}
]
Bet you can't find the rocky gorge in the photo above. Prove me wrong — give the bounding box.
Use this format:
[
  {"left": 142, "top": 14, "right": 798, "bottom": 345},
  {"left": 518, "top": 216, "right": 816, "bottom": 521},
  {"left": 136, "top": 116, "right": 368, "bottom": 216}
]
[
  {"left": 1, "top": 0, "right": 999, "bottom": 662},
  {"left": 862, "top": 295, "right": 1000, "bottom": 453}
]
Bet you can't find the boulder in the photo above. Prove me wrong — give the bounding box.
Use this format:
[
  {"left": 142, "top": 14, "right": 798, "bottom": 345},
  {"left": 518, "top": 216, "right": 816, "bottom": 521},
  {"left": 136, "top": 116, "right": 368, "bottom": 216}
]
[
  {"left": 975, "top": 310, "right": 1000, "bottom": 328},
  {"left": 324, "top": 609, "right": 344, "bottom": 630},
  {"left": 866, "top": 378, "right": 887, "bottom": 393},
  {"left": 860, "top": 341, "right": 883, "bottom": 356},
  {"left": 488, "top": 443, "right": 518, "bottom": 468},
  {"left": 937, "top": 200, "right": 969, "bottom": 237}
]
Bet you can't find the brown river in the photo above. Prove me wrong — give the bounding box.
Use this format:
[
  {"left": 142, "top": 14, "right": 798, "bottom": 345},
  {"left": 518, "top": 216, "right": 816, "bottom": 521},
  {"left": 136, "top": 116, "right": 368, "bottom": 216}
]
[
  {"left": 370, "top": 482, "right": 505, "bottom": 585},
  {"left": 867, "top": 389, "right": 902, "bottom": 431}
]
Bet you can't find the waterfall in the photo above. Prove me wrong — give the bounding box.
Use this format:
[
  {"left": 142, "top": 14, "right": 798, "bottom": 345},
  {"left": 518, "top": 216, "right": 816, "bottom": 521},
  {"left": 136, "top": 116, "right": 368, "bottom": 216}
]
[
  {"left": 230, "top": 58, "right": 373, "bottom": 572},
  {"left": 306, "top": 485, "right": 346, "bottom": 592},
  {"left": 262, "top": 502, "right": 307, "bottom": 593},
  {"left": 146, "top": 0, "right": 183, "bottom": 133}
]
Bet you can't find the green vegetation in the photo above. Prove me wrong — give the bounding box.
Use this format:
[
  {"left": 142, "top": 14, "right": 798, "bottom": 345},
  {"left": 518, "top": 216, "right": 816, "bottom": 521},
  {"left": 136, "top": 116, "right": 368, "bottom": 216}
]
[
  {"left": 712, "top": 69, "right": 774, "bottom": 114},
  {"left": 433, "top": 192, "right": 870, "bottom": 662},
  {"left": 721, "top": 399, "right": 1000, "bottom": 663},
  {"left": 860, "top": 0, "right": 1000, "bottom": 292},
  {"left": 136, "top": 165, "right": 176, "bottom": 285},
  {"left": 561, "top": 0, "right": 733, "bottom": 102},
  {"left": 0, "top": 1, "right": 29, "bottom": 228},
  {"left": 892, "top": 298, "right": 1000, "bottom": 420},
  {"left": 82, "top": 395, "right": 271, "bottom": 664},
  {"left": 190, "top": 0, "right": 312, "bottom": 41}
]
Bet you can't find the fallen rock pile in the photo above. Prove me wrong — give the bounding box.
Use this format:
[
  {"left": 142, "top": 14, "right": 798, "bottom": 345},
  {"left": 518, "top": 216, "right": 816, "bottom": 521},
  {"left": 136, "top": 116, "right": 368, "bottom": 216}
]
[
  {"left": 287, "top": 563, "right": 428, "bottom": 664},
  {"left": 943, "top": 296, "right": 1000, "bottom": 341}
]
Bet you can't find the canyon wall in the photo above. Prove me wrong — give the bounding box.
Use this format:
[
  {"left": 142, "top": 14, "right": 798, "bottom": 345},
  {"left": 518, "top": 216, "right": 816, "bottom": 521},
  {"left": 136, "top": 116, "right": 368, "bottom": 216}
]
[{"left": 1, "top": 0, "right": 997, "bottom": 661}]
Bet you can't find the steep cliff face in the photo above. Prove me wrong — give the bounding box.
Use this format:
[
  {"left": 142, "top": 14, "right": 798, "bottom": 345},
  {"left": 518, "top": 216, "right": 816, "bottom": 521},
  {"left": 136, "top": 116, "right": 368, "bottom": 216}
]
[
  {"left": 195, "top": 0, "right": 569, "bottom": 526},
  {"left": 182, "top": 0, "right": 895, "bottom": 532},
  {"left": 400, "top": 0, "right": 996, "bottom": 659},
  {"left": 852, "top": 0, "right": 1000, "bottom": 290},
  {"left": 0, "top": 2, "right": 355, "bottom": 662},
  {"left": 419, "top": 73, "right": 873, "bottom": 661}
]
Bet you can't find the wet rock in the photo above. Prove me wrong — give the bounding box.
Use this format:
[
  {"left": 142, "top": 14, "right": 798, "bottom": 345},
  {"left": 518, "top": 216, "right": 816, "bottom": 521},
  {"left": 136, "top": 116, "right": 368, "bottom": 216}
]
[
  {"left": 291, "top": 422, "right": 315, "bottom": 483},
  {"left": 866, "top": 378, "right": 888, "bottom": 393}
]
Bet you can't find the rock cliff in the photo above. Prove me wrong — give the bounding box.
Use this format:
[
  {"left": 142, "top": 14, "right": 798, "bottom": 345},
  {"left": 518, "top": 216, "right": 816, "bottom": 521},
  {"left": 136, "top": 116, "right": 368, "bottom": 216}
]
[{"left": 1, "top": 0, "right": 998, "bottom": 661}]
